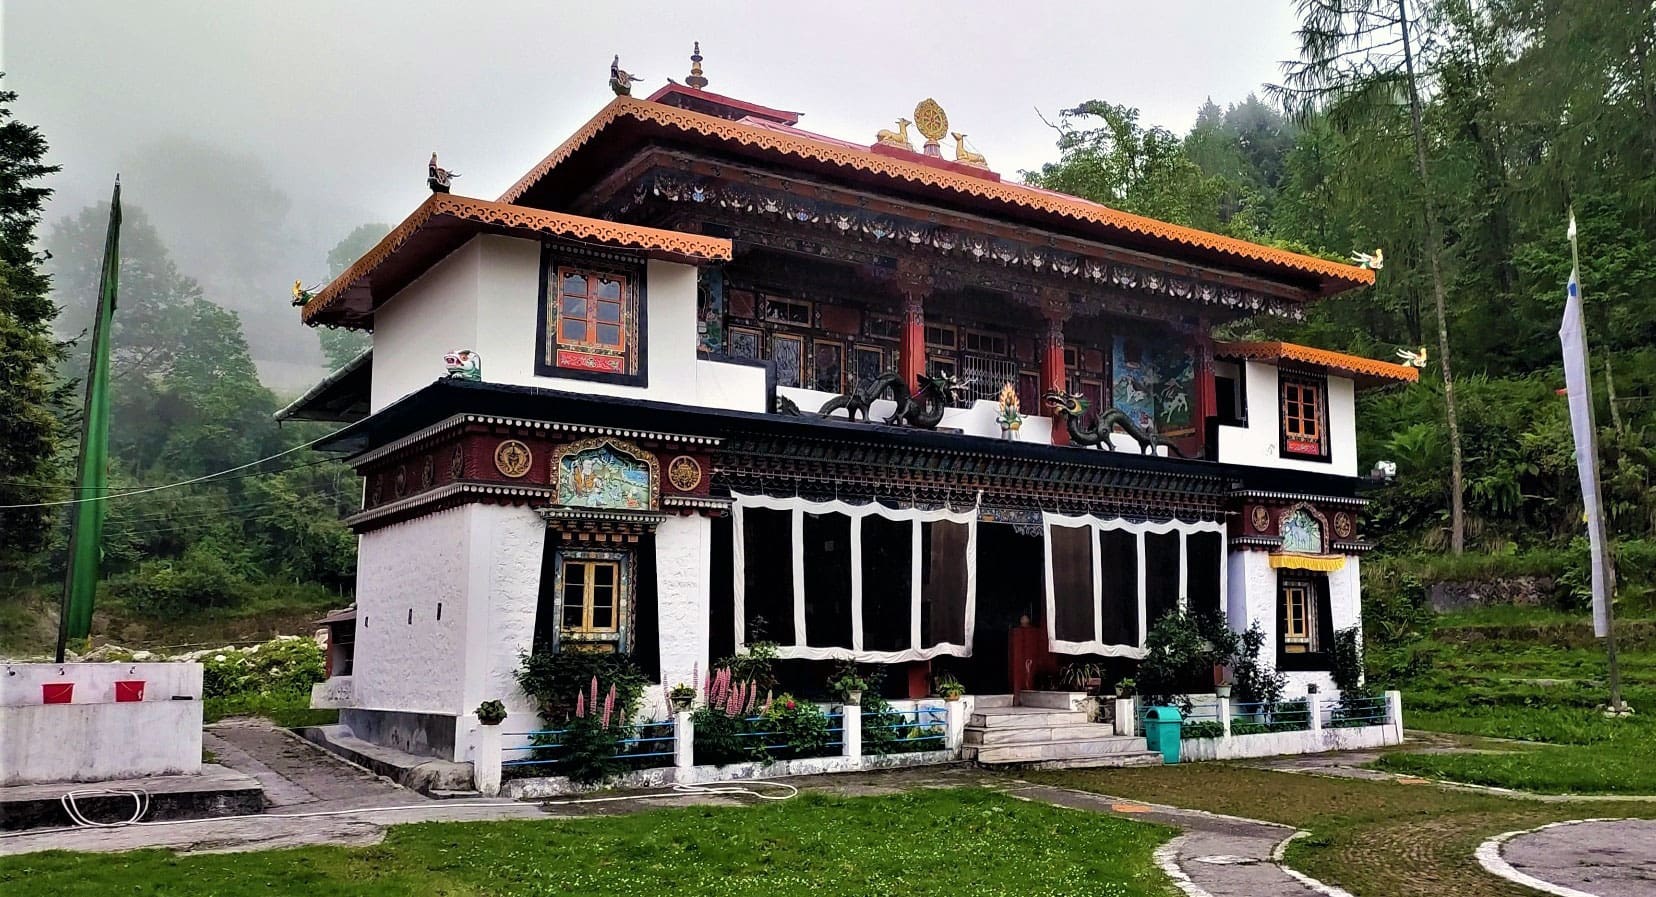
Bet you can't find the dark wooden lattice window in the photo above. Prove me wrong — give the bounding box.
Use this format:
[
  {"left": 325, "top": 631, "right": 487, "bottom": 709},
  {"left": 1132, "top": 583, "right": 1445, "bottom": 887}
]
[{"left": 1280, "top": 375, "right": 1328, "bottom": 458}]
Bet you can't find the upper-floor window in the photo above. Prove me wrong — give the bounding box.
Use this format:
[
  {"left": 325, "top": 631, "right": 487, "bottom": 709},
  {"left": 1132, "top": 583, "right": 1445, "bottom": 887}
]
[
  {"left": 963, "top": 329, "right": 1007, "bottom": 356},
  {"left": 538, "top": 252, "right": 645, "bottom": 386},
  {"left": 1280, "top": 374, "right": 1328, "bottom": 459}
]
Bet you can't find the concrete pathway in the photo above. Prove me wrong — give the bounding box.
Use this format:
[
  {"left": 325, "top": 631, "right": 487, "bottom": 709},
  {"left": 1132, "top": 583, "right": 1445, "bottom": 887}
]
[
  {"left": 1004, "top": 782, "right": 1344, "bottom": 897},
  {"left": 1477, "top": 818, "right": 1656, "bottom": 897}
]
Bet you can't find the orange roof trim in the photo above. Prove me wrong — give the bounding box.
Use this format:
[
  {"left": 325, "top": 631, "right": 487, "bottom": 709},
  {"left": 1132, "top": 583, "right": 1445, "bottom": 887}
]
[
  {"left": 499, "top": 97, "right": 1375, "bottom": 287},
  {"left": 1216, "top": 341, "right": 1420, "bottom": 385},
  {"left": 301, "top": 194, "right": 732, "bottom": 325}
]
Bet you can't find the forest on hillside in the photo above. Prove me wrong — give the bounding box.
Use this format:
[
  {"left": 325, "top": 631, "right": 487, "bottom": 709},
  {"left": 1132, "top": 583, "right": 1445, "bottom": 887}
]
[{"left": 2, "top": 0, "right": 1654, "bottom": 652}]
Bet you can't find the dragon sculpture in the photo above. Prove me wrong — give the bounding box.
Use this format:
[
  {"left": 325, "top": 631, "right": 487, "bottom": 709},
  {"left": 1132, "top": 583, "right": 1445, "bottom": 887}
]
[
  {"left": 1042, "top": 388, "right": 1189, "bottom": 458},
  {"left": 818, "top": 371, "right": 967, "bottom": 430}
]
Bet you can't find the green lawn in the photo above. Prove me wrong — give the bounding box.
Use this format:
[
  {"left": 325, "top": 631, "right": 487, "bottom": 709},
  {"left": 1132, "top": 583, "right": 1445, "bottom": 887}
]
[
  {"left": 0, "top": 789, "right": 1177, "bottom": 897},
  {"left": 1374, "top": 606, "right": 1656, "bottom": 792},
  {"left": 204, "top": 689, "right": 338, "bottom": 728},
  {"left": 1033, "top": 763, "right": 1656, "bottom": 897}
]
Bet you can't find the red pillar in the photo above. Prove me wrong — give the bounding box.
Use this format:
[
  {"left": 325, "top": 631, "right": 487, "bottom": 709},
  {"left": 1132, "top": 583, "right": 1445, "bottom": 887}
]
[
  {"left": 897, "top": 260, "right": 930, "bottom": 394},
  {"left": 1193, "top": 325, "right": 1217, "bottom": 458},
  {"left": 1041, "top": 293, "right": 1070, "bottom": 446}
]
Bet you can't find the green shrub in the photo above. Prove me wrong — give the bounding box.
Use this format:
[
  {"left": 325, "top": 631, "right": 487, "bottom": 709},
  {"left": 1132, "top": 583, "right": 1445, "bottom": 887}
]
[
  {"left": 760, "top": 695, "right": 831, "bottom": 759},
  {"left": 516, "top": 650, "right": 647, "bottom": 724},
  {"left": 200, "top": 636, "right": 324, "bottom": 700},
  {"left": 1138, "top": 609, "right": 1239, "bottom": 706},
  {"left": 1182, "top": 720, "right": 1225, "bottom": 739}
]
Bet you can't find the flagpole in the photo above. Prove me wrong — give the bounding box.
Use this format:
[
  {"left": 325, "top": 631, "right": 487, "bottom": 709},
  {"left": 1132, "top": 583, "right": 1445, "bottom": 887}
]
[{"left": 1567, "top": 208, "right": 1623, "bottom": 713}]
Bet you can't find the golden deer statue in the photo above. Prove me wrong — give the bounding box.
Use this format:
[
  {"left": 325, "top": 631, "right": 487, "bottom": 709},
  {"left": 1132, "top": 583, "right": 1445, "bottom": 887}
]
[
  {"left": 876, "top": 118, "right": 914, "bottom": 150},
  {"left": 951, "top": 132, "right": 987, "bottom": 168}
]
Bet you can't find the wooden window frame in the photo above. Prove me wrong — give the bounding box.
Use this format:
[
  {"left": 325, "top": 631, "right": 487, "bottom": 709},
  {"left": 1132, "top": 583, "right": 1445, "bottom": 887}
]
[
  {"left": 810, "top": 338, "right": 846, "bottom": 393},
  {"left": 726, "top": 325, "right": 763, "bottom": 361},
  {"left": 1279, "top": 372, "right": 1330, "bottom": 461},
  {"left": 770, "top": 331, "right": 807, "bottom": 389},
  {"left": 852, "top": 344, "right": 886, "bottom": 390},
  {"left": 1281, "top": 579, "right": 1314, "bottom": 653},
  {"left": 924, "top": 323, "right": 958, "bottom": 351},
  {"left": 866, "top": 313, "right": 903, "bottom": 341},
  {"left": 552, "top": 548, "right": 634, "bottom": 653},
  {"left": 762, "top": 295, "right": 813, "bottom": 325},
  {"left": 535, "top": 246, "right": 647, "bottom": 386},
  {"left": 962, "top": 328, "right": 1008, "bottom": 357}
]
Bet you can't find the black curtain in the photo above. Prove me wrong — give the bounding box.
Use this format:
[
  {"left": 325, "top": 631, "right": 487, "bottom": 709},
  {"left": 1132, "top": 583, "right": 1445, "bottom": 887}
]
[
  {"left": 1186, "top": 531, "right": 1224, "bottom": 619},
  {"left": 741, "top": 508, "right": 794, "bottom": 644},
  {"left": 861, "top": 516, "right": 913, "bottom": 651},
  {"left": 1144, "top": 531, "right": 1181, "bottom": 627},
  {"left": 1049, "top": 524, "right": 1095, "bottom": 642},
  {"left": 1099, "top": 529, "right": 1139, "bottom": 645},
  {"left": 803, "top": 513, "right": 854, "bottom": 649},
  {"left": 708, "top": 514, "right": 734, "bottom": 662},
  {"left": 921, "top": 520, "right": 970, "bottom": 645}
]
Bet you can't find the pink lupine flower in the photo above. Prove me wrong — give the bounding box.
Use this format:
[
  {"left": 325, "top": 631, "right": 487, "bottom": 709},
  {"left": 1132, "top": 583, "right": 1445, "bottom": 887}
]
[
  {"left": 600, "top": 684, "right": 617, "bottom": 729},
  {"left": 746, "top": 684, "right": 759, "bottom": 714},
  {"left": 575, "top": 690, "right": 586, "bottom": 718},
  {"left": 589, "top": 676, "right": 599, "bottom": 711},
  {"left": 726, "top": 681, "right": 745, "bottom": 718}
]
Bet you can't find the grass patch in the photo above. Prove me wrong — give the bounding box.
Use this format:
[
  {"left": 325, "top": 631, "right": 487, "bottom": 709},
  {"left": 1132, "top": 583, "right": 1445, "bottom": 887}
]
[
  {"left": 205, "top": 689, "right": 337, "bottom": 729},
  {"left": 0, "top": 789, "right": 1177, "bottom": 897},
  {"left": 1032, "top": 763, "right": 1656, "bottom": 897}
]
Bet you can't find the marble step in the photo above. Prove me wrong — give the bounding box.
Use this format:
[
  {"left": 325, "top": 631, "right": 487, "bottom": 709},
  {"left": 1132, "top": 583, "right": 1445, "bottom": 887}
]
[
  {"left": 1016, "top": 690, "right": 1091, "bottom": 710},
  {"left": 963, "top": 735, "right": 1154, "bottom": 765},
  {"left": 1013, "top": 751, "right": 1165, "bottom": 770},
  {"left": 973, "top": 694, "right": 1016, "bottom": 709},
  {"left": 969, "top": 706, "right": 1091, "bottom": 728},
  {"left": 963, "top": 721, "right": 1119, "bottom": 746}
]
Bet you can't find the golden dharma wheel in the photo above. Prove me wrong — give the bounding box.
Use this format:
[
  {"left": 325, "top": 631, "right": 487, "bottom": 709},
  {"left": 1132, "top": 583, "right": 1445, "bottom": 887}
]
[{"left": 913, "top": 98, "right": 949, "bottom": 142}]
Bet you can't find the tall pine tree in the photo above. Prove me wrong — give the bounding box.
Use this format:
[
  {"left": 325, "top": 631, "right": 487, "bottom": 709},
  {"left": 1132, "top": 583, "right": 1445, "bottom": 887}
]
[{"left": 0, "top": 74, "right": 65, "bottom": 559}]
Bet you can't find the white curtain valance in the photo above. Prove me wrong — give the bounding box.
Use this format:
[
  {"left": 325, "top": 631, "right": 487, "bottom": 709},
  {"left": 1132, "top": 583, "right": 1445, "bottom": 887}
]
[
  {"left": 732, "top": 492, "right": 977, "bottom": 662},
  {"left": 1041, "top": 512, "right": 1226, "bottom": 658}
]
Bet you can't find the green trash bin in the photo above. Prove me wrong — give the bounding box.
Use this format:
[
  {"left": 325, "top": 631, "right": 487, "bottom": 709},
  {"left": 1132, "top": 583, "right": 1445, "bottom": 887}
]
[{"left": 1143, "top": 706, "right": 1183, "bottom": 764}]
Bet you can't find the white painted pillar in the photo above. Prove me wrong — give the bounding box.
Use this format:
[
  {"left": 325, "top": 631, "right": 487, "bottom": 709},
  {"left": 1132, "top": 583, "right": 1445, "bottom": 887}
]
[
  {"left": 945, "top": 699, "right": 965, "bottom": 754},
  {"left": 1217, "top": 695, "right": 1231, "bottom": 739},
  {"left": 1309, "top": 691, "right": 1324, "bottom": 735},
  {"left": 1385, "top": 690, "right": 1404, "bottom": 744},
  {"left": 655, "top": 516, "right": 713, "bottom": 697},
  {"left": 1114, "top": 697, "right": 1135, "bottom": 737},
  {"left": 842, "top": 700, "right": 862, "bottom": 760},
  {"left": 674, "top": 708, "right": 695, "bottom": 773},
  {"left": 473, "top": 722, "right": 502, "bottom": 797}
]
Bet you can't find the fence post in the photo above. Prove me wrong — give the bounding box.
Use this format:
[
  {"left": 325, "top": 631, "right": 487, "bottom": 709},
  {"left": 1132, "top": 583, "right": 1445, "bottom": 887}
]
[
  {"left": 1114, "top": 697, "right": 1135, "bottom": 737},
  {"left": 945, "top": 699, "right": 965, "bottom": 755},
  {"left": 1309, "top": 692, "right": 1324, "bottom": 736},
  {"left": 674, "top": 708, "right": 695, "bottom": 775},
  {"left": 842, "top": 699, "right": 862, "bottom": 761},
  {"left": 1385, "top": 690, "right": 1404, "bottom": 744},
  {"left": 1217, "top": 694, "right": 1231, "bottom": 739},
  {"left": 474, "top": 719, "right": 502, "bottom": 797}
]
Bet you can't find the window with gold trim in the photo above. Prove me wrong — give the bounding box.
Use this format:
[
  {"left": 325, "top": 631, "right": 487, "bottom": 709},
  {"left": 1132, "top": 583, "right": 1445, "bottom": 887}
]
[{"left": 551, "top": 549, "right": 633, "bottom": 653}]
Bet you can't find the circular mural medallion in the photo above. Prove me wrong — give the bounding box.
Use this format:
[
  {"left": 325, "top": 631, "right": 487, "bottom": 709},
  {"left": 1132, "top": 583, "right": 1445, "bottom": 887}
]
[
  {"left": 913, "top": 98, "right": 949, "bottom": 142},
  {"left": 393, "top": 467, "right": 407, "bottom": 499},
  {"left": 494, "top": 440, "right": 533, "bottom": 478},
  {"left": 667, "top": 455, "right": 703, "bottom": 492},
  {"left": 1333, "top": 512, "right": 1355, "bottom": 539},
  {"left": 1250, "top": 506, "right": 1271, "bottom": 533}
]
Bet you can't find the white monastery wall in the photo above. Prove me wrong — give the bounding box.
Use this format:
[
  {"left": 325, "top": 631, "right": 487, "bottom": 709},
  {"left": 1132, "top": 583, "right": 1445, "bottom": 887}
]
[
  {"left": 1216, "top": 361, "right": 1357, "bottom": 477},
  {"left": 370, "top": 239, "right": 483, "bottom": 412},
  {"left": 1226, "top": 548, "right": 1351, "bottom": 696},
  {"left": 372, "top": 236, "right": 768, "bottom": 414},
  {"left": 654, "top": 515, "right": 712, "bottom": 707},
  {"left": 351, "top": 507, "right": 472, "bottom": 715},
  {"left": 463, "top": 503, "right": 547, "bottom": 725}
]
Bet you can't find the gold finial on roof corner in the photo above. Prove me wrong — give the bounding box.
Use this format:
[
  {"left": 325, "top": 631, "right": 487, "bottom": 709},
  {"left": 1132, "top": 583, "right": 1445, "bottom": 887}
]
[{"left": 686, "top": 41, "right": 708, "bottom": 89}]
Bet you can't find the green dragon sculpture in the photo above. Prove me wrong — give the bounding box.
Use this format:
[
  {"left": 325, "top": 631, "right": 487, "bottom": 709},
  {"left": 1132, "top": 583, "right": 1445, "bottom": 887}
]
[
  {"left": 819, "top": 371, "right": 967, "bottom": 430},
  {"left": 1043, "top": 389, "right": 1189, "bottom": 458}
]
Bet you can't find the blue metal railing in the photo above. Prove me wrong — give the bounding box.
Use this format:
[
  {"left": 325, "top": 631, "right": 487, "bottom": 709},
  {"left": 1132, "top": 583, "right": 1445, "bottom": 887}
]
[
  {"left": 864, "top": 705, "right": 947, "bottom": 748},
  {"left": 1321, "top": 695, "right": 1390, "bottom": 728},
  {"left": 502, "top": 719, "right": 677, "bottom": 768}
]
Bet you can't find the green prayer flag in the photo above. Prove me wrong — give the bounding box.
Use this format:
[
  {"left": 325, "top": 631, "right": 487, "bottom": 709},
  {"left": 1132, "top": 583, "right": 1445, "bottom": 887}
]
[{"left": 58, "top": 180, "right": 120, "bottom": 658}]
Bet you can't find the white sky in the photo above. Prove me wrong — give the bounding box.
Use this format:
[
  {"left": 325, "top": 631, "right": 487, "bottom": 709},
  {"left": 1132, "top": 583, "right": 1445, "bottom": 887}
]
[{"left": 5, "top": 0, "right": 1303, "bottom": 227}]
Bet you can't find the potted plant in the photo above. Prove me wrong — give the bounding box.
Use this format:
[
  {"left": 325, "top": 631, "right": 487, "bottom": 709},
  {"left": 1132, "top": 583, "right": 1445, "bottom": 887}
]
[
  {"left": 1114, "top": 677, "right": 1135, "bottom": 699},
  {"left": 1058, "top": 661, "right": 1105, "bottom": 693},
  {"left": 668, "top": 683, "right": 696, "bottom": 712},
  {"left": 829, "top": 670, "right": 867, "bottom": 705},
  {"left": 933, "top": 672, "right": 965, "bottom": 701},
  {"left": 1213, "top": 663, "right": 1234, "bottom": 699},
  {"left": 476, "top": 699, "right": 508, "bottom": 726}
]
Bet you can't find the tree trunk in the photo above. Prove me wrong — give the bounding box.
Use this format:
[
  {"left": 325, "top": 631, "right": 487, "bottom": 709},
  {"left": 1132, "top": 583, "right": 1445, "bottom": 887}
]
[{"left": 1399, "top": 0, "right": 1467, "bottom": 554}]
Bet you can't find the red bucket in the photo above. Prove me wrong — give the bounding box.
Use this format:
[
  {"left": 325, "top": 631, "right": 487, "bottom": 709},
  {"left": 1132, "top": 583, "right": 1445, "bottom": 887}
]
[
  {"left": 115, "top": 680, "right": 146, "bottom": 703},
  {"left": 42, "top": 682, "right": 74, "bottom": 704}
]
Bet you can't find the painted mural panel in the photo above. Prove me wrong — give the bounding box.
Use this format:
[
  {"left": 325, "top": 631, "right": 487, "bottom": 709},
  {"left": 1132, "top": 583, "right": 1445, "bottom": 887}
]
[
  {"left": 1111, "top": 336, "right": 1157, "bottom": 431},
  {"left": 1153, "top": 344, "right": 1196, "bottom": 437},
  {"left": 1280, "top": 509, "right": 1324, "bottom": 553},
  {"left": 557, "top": 446, "right": 653, "bottom": 510}
]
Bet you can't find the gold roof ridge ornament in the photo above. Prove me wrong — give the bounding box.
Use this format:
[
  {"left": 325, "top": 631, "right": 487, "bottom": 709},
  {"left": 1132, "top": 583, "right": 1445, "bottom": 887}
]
[
  {"left": 913, "top": 98, "right": 948, "bottom": 156},
  {"left": 686, "top": 41, "right": 708, "bottom": 90}
]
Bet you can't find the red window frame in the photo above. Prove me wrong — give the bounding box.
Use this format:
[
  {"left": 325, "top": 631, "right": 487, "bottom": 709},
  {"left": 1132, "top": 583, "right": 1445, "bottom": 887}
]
[
  {"left": 555, "top": 267, "right": 628, "bottom": 353},
  {"left": 1280, "top": 376, "right": 1328, "bottom": 458}
]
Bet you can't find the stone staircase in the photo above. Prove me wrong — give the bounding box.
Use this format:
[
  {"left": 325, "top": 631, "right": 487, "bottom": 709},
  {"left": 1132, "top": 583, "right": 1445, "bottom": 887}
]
[{"left": 962, "top": 693, "right": 1162, "bottom": 769}]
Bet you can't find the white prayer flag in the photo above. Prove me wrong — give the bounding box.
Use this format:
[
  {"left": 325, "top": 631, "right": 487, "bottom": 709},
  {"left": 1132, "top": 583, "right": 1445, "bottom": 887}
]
[{"left": 1559, "top": 259, "right": 1611, "bottom": 637}]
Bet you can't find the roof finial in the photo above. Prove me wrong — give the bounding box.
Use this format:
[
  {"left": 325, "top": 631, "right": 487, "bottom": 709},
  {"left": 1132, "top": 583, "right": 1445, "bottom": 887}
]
[{"left": 686, "top": 41, "right": 708, "bottom": 90}]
